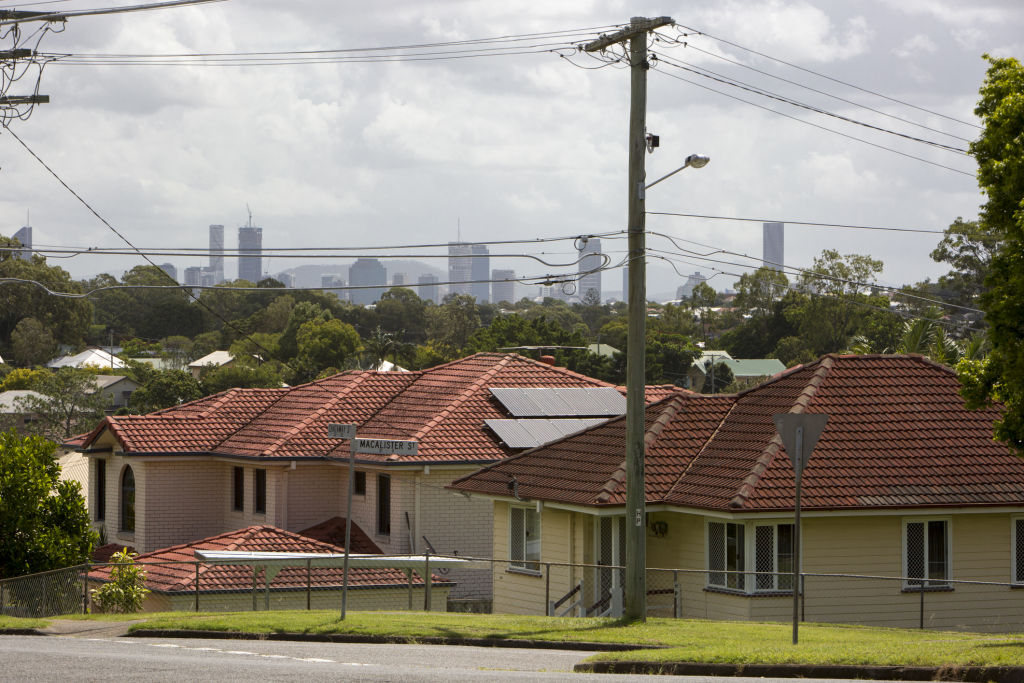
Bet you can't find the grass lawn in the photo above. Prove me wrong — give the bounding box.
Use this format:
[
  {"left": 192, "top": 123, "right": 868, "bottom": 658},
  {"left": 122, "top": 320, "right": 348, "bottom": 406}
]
[
  {"left": 0, "top": 615, "right": 48, "bottom": 629},
  {"left": 125, "top": 611, "right": 1024, "bottom": 667}
]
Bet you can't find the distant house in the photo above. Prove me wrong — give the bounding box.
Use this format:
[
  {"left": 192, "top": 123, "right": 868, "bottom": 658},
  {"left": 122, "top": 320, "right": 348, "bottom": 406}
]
[
  {"left": 0, "top": 389, "right": 44, "bottom": 435},
  {"left": 73, "top": 353, "right": 632, "bottom": 606},
  {"left": 686, "top": 355, "right": 785, "bottom": 392},
  {"left": 86, "top": 525, "right": 452, "bottom": 612},
  {"left": 92, "top": 375, "right": 140, "bottom": 412},
  {"left": 47, "top": 348, "right": 125, "bottom": 370},
  {"left": 450, "top": 354, "right": 1024, "bottom": 632},
  {"left": 187, "top": 350, "right": 234, "bottom": 379}
]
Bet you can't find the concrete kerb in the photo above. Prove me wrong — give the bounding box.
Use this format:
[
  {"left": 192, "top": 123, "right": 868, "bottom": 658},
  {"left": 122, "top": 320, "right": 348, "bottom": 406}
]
[{"left": 576, "top": 660, "right": 1024, "bottom": 683}]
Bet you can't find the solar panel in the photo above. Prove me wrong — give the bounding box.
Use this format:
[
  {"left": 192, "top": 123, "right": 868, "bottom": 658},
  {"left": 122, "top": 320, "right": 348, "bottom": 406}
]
[
  {"left": 490, "top": 387, "right": 625, "bottom": 417},
  {"left": 485, "top": 418, "right": 609, "bottom": 449}
]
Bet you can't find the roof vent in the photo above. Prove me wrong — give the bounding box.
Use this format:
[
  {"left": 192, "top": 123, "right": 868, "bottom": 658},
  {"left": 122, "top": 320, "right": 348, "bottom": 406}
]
[{"left": 539, "top": 355, "right": 556, "bottom": 366}]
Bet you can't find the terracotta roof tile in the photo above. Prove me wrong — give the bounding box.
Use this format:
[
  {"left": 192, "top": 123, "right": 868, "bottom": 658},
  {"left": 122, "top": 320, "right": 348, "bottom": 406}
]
[
  {"left": 87, "top": 524, "right": 450, "bottom": 593},
  {"left": 451, "top": 355, "right": 1024, "bottom": 513}
]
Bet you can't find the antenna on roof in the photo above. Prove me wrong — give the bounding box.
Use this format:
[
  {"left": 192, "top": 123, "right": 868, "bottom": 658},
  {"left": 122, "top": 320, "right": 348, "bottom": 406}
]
[{"left": 245, "top": 204, "right": 253, "bottom": 227}]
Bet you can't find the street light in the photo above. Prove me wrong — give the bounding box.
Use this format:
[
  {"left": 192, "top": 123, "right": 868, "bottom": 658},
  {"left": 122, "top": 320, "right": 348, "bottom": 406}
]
[{"left": 623, "top": 151, "right": 709, "bottom": 621}]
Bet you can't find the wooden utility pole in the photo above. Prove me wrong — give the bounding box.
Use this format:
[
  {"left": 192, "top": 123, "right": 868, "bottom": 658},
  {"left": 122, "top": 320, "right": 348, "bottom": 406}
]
[{"left": 585, "top": 15, "right": 672, "bottom": 622}]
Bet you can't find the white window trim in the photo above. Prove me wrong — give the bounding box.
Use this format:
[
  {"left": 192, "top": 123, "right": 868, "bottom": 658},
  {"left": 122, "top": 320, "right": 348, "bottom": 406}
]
[
  {"left": 1012, "top": 516, "right": 1024, "bottom": 585},
  {"left": 706, "top": 519, "right": 798, "bottom": 594},
  {"left": 901, "top": 516, "right": 952, "bottom": 589},
  {"left": 509, "top": 505, "right": 541, "bottom": 575}
]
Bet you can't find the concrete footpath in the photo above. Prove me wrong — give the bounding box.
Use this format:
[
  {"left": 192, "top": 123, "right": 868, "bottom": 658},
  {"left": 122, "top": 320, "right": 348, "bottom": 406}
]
[{"left": 5, "top": 622, "right": 1024, "bottom": 681}]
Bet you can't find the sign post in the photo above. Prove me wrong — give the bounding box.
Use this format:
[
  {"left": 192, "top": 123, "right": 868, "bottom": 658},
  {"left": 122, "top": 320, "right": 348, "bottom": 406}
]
[
  {"left": 327, "top": 424, "right": 418, "bottom": 620},
  {"left": 773, "top": 413, "right": 828, "bottom": 645}
]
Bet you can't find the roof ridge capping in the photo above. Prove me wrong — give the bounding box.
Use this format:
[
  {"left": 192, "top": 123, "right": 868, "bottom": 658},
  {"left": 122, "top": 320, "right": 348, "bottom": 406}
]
[
  {"left": 411, "top": 354, "right": 515, "bottom": 442},
  {"left": 595, "top": 394, "right": 685, "bottom": 504},
  {"left": 729, "top": 355, "right": 835, "bottom": 509}
]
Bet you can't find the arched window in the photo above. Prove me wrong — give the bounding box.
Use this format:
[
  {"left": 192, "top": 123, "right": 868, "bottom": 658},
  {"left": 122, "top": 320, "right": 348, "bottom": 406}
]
[{"left": 120, "top": 466, "right": 135, "bottom": 532}]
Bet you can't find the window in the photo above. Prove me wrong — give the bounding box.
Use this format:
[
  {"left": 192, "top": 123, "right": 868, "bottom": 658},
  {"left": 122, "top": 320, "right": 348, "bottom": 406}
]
[
  {"left": 120, "top": 466, "right": 135, "bottom": 532},
  {"left": 377, "top": 474, "right": 391, "bottom": 535},
  {"left": 1014, "top": 518, "right": 1024, "bottom": 584},
  {"left": 95, "top": 459, "right": 106, "bottom": 521},
  {"left": 707, "top": 521, "right": 745, "bottom": 590},
  {"left": 354, "top": 471, "right": 366, "bottom": 496},
  {"left": 510, "top": 506, "right": 541, "bottom": 572},
  {"left": 254, "top": 469, "right": 266, "bottom": 514},
  {"left": 708, "top": 520, "right": 794, "bottom": 593},
  {"left": 233, "top": 467, "right": 244, "bottom": 511},
  {"left": 904, "top": 519, "right": 950, "bottom": 588}
]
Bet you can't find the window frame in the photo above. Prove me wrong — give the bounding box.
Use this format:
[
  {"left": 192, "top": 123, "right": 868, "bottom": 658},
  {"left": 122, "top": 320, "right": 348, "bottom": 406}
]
[
  {"left": 509, "top": 505, "right": 541, "bottom": 574},
  {"left": 902, "top": 517, "right": 952, "bottom": 589},
  {"left": 377, "top": 473, "right": 391, "bottom": 536},
  {"left": 253, "top": 469, "right": 266, "bottom": 514},
  {"left": 95, "top": 459, "right": 106, "bottom": 521},
  {"left": 232, "top": 466, "right": 245, "bottom": 512},
  {"left": 354, "top": 471, "right": 366, "bottom": 496},
  {"left": 706, "top": 519, "right": 796, "bottom": 594},
  {"left": 119, "top": 465, "right": 135, "bottom": 533}
]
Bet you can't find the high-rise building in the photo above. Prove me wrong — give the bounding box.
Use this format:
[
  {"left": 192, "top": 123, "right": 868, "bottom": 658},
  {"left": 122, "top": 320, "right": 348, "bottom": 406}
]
[
  {"left": 238, "top": 225, "right": 263, "bottom": 283},
  {"left": 447, "top": 242, "right": 472, "bottom": 298},
  {"left": 676, "top": 272, "right": 707, "bottom": 300},
  {"left": 159, "top": 263, "right": 178, "bottom": 282},
  {"left": 763, "top": 222, "right": 784, "bottom": 271},
  {"left": 184, "top": 266, "right": 203, "bottom": 287},
  {"left": 207, "top": 224, "right": 225, "bottom": 284},
  {"left": 348, "top": 258, "right": 387, "bottom": 306},
  {"left": 491, "top": 269, "right": 516, "bottom": 305},
  {"left": 276, "top": 272, "right": 295, "bottom": 288},
  {"left": 470, "top": 245, "right": 490, "bottom": 303},
  {"left": 577, "top": 237, "right": 602, "bottom": 303},
  {"left": 392, "top": 273, "right": 406, "bottom": 287},
  {"left": 321, "top": 274, "right": 346, "bottom": 301},
  {"left": 12, "top": 225, "right": 31, "bottom": 261},
  {"left": 417, "top": 274, "right": 440, "bottom": 304}
]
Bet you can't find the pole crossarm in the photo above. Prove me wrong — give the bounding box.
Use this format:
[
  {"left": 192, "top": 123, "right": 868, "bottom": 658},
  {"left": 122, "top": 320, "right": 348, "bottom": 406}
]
[{"left": 583, "top": 16, "right": 673, "bottom": 52}]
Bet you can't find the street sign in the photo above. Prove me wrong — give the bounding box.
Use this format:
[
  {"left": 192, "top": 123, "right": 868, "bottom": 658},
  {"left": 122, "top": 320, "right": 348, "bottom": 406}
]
[
  {"left": 773, "top": 413, "right": 828, "bottom": 473},
  {"left": 327, "top": 423, "right": 357, "bottom": 440},
  {"left": 353, "top": 438, "right": 418, "bottom": 456}
]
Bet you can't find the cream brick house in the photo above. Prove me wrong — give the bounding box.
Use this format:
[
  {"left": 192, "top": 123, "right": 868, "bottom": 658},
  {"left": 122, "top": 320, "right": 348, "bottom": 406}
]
[
  {"left": 451, "top": 355, "right": 1024, "bottom": 632},
  {"left": 75, "top": 353, "right": 631, "bottom": 603}
]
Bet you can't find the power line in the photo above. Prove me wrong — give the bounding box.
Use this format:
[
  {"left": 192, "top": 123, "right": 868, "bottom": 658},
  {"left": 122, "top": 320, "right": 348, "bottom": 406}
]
[
  {"left": 646, "top": 211, "right": 947, "bottom": 234},
  {"left": 0, "top": 0, "right": 224, "bottom": 26},
  {"left": 672, "top": 23, "right": 981, "bottom": 130}
]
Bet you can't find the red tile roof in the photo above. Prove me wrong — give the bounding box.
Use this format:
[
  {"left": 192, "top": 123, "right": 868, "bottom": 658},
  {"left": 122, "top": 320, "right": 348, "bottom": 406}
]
[
  {"left": 79, "top": 353, "right": 619, "bottom": 464},
  {"left": 298, "top": 517, "right": 382, "bottom": 554},
  {"left": 87, "top": 525, "right": 451, "bottom": 593},
  {"left": 450, "top": 355, "right": 1023, "bottom": 513}
]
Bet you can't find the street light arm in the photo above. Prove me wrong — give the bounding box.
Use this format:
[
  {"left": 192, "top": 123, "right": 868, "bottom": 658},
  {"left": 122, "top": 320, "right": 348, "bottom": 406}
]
[{"left": 643, "top": 154, "right": 710, "bottom": 192}]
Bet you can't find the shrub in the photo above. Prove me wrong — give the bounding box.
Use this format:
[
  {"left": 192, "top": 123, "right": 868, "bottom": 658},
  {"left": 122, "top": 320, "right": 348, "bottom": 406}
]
[{"left": 91, "top": 548, "right": 149, "bottom": 613}]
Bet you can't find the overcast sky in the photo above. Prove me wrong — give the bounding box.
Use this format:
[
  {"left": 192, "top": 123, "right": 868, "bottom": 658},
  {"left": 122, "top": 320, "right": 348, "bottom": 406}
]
[{"left": 1, "top": 0, "right": 1021, "bottom": 301}]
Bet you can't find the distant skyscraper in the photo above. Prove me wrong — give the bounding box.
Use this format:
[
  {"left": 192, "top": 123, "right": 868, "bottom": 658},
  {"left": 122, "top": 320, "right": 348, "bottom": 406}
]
[
  {"left": 763, "top": 222, "right": 784, "bottom": 271},
  {"left": 676, "top": 272, "right": 707, "bottom": 300},
  {"left": 392, "top": 273, "right": 406, "bottom": 287},
  {"left": 12, "top": 225, "right": 31, "bottom": 261},
  {"left": 277, "top": 272, "right": 295, "bottom": 288},
  {"left": 418, "top": 274, "right": 440, "bottom": 304},
  {"left": 321, "top": 274, "right": 346, "bottom": 301},
  {"left": 207, "top": 224, "right": 225, "bottom": 284},
  {"left": 349, "top": 258, "right": 387, "bottom": 306},
  {"left": 491, "top": 269, "right": 515, "bottom": 305},
  {"left": 159, "top": 263, "right": 178, "bottom": 282},
  {"left": 470, "top": 245, "right": 490, "bottom": 303},
  {"left": 577, "top": 237, "right": 602, "bottom": 303},
  {"left": 447, "top": 242, "right": 472, "bottom": 297},
  {"left": 238, "top": 225, "right": 263, "bottom": 283},
  {"left": 184, "top": 266, "right": 203, "bottom": 287}
]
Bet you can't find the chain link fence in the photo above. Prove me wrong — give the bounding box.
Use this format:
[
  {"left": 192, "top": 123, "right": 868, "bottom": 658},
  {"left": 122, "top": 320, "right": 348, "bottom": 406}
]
[{"left": 0, "top": 565, "right": 87, "bottom": 618}]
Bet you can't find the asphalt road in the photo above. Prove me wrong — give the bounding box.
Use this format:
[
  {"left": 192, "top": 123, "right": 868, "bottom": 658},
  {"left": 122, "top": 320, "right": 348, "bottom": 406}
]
[{"left": 0, "top": 634, "right": 918, "bottom": 682}]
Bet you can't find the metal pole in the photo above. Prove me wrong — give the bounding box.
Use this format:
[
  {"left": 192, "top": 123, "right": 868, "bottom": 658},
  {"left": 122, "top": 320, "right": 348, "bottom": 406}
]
[
  {"left": 306, "top": 559, "right": 311, "bottom": 610},
  {"left": 82, "top": 562, "right": 89, "bottom": 614},
  {"left": 792, "top": 426, "right": 803, "bottom": 645},
  {"left": 341, "top": 438, "right": 356, "bottom": 619},
  {"left": 545, "top": 563, "right": 551, "bottom": 616},
  {"left": 424, "top": 549, "right": 432, "bottom": 611},
  {"left": 920, "top": 586, "right": 924, "bottom": 629},
  {"left": 194, "top": 561, "right": 199, "bottom": 612}
]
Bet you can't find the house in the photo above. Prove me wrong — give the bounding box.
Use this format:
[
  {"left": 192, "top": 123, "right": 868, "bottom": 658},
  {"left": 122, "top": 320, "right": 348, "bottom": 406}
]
[
  {"left": 449, "top": 354, "right": 1024, "bottom": 632},
  {"left": 74, "top": 352, "right": 633, "bottom": 607},
  {"left": 47, "top": 348, "right": 125, "bottom": 370},
  {"left": 187, "top": 350, "right": 235, "bottom": 379},
  {"left": 686, "top": 355, "right": 785, "bottom": 392},
  {"left": 0, "top": 389, "right": 44, "bottom": 435},
  {"left": 86, "top": 524, "right": 452, "bottom": 612},
  {"left": 92, "top": 375, "right": 140, "bottom": 412}
]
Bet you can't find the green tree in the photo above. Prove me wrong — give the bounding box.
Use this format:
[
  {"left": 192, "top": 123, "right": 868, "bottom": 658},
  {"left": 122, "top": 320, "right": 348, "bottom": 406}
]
[
  {"left": 929, "top": 217, "right": 999, "bottom": 308},
  {"left": 291, "top": 318, "right": 361, "bottom": 383},
  {"left": 957, "top": 55, "right": 1024, "bottom": 450},
  {"left": 13, "top": 368, "right": 110, "bottom": 440},
  {"left": 690, "top": 282, "right": 716, "bottom": 345},
  {"left": 201, "top": 363, "right": 284, "bottom": 395},
  {"left": 429, "top": 294, "right": 481, "bottom": 354},
  {"left": 0, "top": 368, "right": 50, "bottom": 392},
  {"left": 362, "top": 326, "right": 405, "bottom": 369},
  {"left": 10, "top": 317, "right": 57, "bottom": 367},
  {"left": 0, "top": 430, "right": 98, "bottom": 578},
  {"left": 376, "top": 288, "right": 428, "bottom": 343},
  {"left": 129, "top": 369, "right": 203, "bottom": 413},
  {"left": 90, "top": 548, "right": 149, "bottom": 613},
  {"left": 277, "top": 301, "right": 331, "bottom": 362},
  {"left": 88, "top": 265, "right": 201, "bottom": 341},
  {"left": 701, "top": 361, "right": 734, "bottom": 394}
]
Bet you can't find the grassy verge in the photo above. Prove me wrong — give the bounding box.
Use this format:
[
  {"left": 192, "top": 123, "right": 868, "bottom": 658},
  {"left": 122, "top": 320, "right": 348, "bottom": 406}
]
[
  {"left": 0, "top": 615, "right": 48, "bottom": 629},
  {"left": 126, "top": 611, "right": 1024, "bottom": 667}
]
